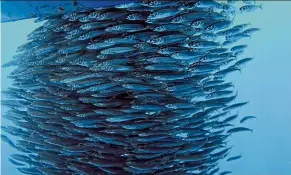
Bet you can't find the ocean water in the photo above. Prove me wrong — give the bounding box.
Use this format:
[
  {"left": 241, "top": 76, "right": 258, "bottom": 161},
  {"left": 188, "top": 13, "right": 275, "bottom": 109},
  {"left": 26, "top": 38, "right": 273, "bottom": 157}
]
[{"left": 1, "top": 1, "right": 291, "bottom": 175}]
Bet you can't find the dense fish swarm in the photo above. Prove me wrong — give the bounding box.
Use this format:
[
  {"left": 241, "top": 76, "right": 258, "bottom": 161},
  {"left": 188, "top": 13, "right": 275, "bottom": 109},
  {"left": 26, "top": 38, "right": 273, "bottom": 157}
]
[{"left": 2, "top": 0, "right": 260, "bottom": 174}]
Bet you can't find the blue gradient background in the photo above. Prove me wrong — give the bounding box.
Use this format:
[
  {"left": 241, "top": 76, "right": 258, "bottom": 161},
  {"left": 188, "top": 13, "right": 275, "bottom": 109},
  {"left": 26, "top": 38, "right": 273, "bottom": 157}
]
[{"left": 1, "top": 2, "right": 291, "bottom": 175}]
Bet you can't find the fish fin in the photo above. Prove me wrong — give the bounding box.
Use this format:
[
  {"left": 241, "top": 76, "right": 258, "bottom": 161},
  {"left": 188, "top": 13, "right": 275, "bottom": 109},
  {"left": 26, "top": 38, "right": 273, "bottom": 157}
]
[
  {"left": 238, "top": 68, "right": 242, "bottom": 74},
  {"left": 235, "top": 90, "right": 239, "bottom": 98}
]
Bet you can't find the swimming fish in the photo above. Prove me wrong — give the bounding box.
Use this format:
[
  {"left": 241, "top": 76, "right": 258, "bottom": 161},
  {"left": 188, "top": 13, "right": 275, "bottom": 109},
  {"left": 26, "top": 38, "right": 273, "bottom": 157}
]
[
  {"left": 227, "top": 155, "right": 242, "bottom": 162},
  {"left": 240, "top": 4, "right": 263, "bottom": 13},
  {"left": 1, "top": 1, "right": 259, "bottom": 174},
  {"left": 227, "top": 127, "right": 253, "bottom": 134},
  {"left": 240, "top": 115, "right": 257, "bottom": 123}
]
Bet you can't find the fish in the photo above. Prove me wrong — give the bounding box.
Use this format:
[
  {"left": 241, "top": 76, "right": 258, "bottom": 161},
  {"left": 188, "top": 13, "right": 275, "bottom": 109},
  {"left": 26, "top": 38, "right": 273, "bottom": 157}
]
[
  {"left": 214, "top": 67, "right": 241, "bottom": 78},
  {"left": 17, "top": 167, "right": 43, "bottom": 175},
  {"left": 243, "top": 27, "right": 260, "bottom": 36},
  {"left": 10, "top": 154, "right": 32, "bottom": 164},
  {"left": 185, "top": 40, "right": 220, "bottom": 49},
  {"left": 8, "top": 158, "right": 26, "bottom": 166},
  {"left": 80, "top": 21, "right": 115, "bottom": 30},
  {"left": 1, "top": 2, "right": 259, "bottom": 174},
  {"left": 148, "top": 8, "right": 182, "bottom": 20},
  {"left": 227, "top": 127, "right": 253, "bottom": 134},
  {"left": 145, "top": 64, "right": 183, "bottom": 71},
  {"left": 171, "top": 12, "right": 209, "bottom": 23},
  {"left": 122, "top": 121, "right": 159, "bottom": 130},
  {"left": 226, "top": 33, "right": 251, "bottom": 41},
  {"left": 227, "top": 155, "right": 242, "bottom": 162},
  {"left": 115, "top": 2, "right": 141, "bottom": 9},
  {"left": 240, "top": 116, "right": 257, "bottom": 123},
  {"left": 104, "top": 38, "right": 138, "bottom": 45},
  {"left": 86, "top": 42, "right": 114, "bottom": 50},
  {"left": 78, "top": 30, "right": 105, "bottom": 40},
  {"left": 217, "top": 27, "right": 242, "bottom": 36},
  {"left": 148, "top": 34, "right": 189, "bottom": 45},
  {"left": 1, "top": 134, "right": 17, "bottom": 148},
  {"left": 143, "top": 0, "right": 180, "bottom": 8},
  {"left": 242, "top": 0, "right": 256, "bottom": 4},
  {"left": 171, "top": 51, "right": 201, "bottom": 60},
  {"left": 231, "top": 45, "right": 248, "bottom": 52},
  {"left": 222, "top": 113, "right": 239, "bottom": 123},
  {"left": 232, "top": 23, "right": 251, "bottom": 30},
  {"left": 208, "top": 167, "right": 220, "bottom": 175},
  {"left": 154, "top": 24, "right": 189, "bottom": 32},
  {"left": 193, "top": 0, "right": 223, "bottom": 9},
  {"left": 97, "top": 11, "right": 128, "bottom": 20},
  {"left": 127, "top": 13, "right": 147, "bottom": 21},
  {"left": 205, "top": 20, "right": 233, "bottom": 32},
  {"left": 232, "top": 57, "right": 254, "bottom": 68},
  {"left": 175, "top": 154, "right": 209, "bottom": 163},
  {"left": 205, "top": 90, "right": 234, "bottom": 99},
  {"left": 219, "top": 171, "right": 233, "bottom": 175},
  {"left": 106, "top": 24, "right": 147, "bottom": 33},
  {"left": 101, "top": 47, "right": 136, "bottom": 55},
  {"left": 222, "top": 101, "right": 249, "bottom": 111},
  {"left": 57, "top": 44, "right": 85, "bottom": 54},
  {"left": 240, "top": 4, "right": 263, "bottom": 13}
]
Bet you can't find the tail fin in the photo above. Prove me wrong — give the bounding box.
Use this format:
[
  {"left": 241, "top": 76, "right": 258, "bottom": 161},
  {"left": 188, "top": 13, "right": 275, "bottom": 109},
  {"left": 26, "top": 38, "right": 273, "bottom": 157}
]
[
  {"left": 259, "top": 4, "right": 263, "bottom": 10},
  {"left": 235, "top": 90, "right": 239, "bottom": 97},
  {"left": 238, "top": 68, "right": 242, "bottom": 74}
]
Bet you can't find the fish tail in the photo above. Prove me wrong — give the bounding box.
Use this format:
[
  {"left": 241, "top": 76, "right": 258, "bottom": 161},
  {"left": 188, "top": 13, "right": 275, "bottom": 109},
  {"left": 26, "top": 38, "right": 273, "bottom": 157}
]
[
  {"left": 238, "top": 68, "right": 242, "bottom": 74},
  {"left": 235, "top": 90, "right": 239, "bottom": 97},
  {"left": 259, "top": 4, "right": 263, "bottom": 9}
]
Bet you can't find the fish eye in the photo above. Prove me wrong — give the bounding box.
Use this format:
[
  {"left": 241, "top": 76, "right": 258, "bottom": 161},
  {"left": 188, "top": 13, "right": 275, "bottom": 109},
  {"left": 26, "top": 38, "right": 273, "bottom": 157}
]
[
  {"left": 155, "top": 27, "right": 162, "bottom": 31},
  {"left": 112, "top": 26, "right": 120, "bottom": 30},
  {"left": 147, "top": 38, "right": 154, "bottom": 43},
  {"left": 196, "top": 42, "right": 202, "bottom": 47},
  {"left": 172, "top": 52, "right": 179, "bottom": 57},
  {"left": 167, "top": 86, "right": 175, "bottom": 91},
  {"left": 89, "top": 12, "right": 96, "bottom": 17},
  {"left": 193, "top": 21, "right": 200, "bottom": 27},
  {"left": 159, "top": 26, "right": 166, "bottom": 31}
]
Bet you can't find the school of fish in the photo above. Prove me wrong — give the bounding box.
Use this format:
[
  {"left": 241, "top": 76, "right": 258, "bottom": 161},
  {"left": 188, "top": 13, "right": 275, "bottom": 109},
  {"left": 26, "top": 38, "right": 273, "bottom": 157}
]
[{"left": 1, "top": 0, "right": 261, "bottom": 174}]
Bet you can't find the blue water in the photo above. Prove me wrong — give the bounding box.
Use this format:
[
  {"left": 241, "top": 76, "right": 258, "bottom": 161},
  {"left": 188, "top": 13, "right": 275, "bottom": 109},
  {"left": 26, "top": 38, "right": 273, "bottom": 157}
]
[{"left": 1, "top": 2, "right": 291, "bottom": 175}]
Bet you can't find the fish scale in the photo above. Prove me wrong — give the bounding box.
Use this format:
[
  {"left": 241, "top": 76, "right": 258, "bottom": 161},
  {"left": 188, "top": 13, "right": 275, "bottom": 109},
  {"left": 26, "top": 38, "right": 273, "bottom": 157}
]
[{"left": 1, "top": 1, "right": 259, "bottom": 174}]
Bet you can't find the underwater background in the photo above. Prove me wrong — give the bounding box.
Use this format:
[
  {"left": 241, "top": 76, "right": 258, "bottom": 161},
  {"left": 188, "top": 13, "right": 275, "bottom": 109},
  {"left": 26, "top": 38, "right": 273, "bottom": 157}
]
[{"left": 1, "top": 1, "right": 291, "bottom": 175}]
